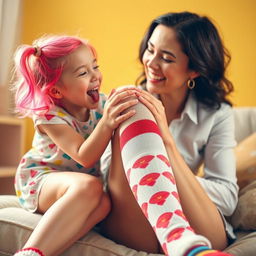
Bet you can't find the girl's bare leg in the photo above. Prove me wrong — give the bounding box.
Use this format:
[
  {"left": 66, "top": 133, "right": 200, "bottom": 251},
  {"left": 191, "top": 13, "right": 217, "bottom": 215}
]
[{"left": 23, "top": 172, "right": 110, "bottom": 256}]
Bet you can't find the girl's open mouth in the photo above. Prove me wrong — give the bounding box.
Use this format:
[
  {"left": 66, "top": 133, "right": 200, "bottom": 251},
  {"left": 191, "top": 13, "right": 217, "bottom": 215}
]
[{"left": 87, "top": 88, "right": 99, "bottom": 103}]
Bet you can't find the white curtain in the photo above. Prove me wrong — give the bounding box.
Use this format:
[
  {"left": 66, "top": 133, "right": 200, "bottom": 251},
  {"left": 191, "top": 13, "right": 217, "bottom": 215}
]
[{"left": 0, "top": 0, "right": 22, "bottom": 114}]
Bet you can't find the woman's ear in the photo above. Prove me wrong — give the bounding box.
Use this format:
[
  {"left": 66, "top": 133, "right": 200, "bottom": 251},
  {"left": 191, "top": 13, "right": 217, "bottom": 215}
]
[
  {"left": 190, "top": 70, "right": 200, "bottom": 80},
  {"left": 49, "top": 86, "right": 63, "bottom": 99}
]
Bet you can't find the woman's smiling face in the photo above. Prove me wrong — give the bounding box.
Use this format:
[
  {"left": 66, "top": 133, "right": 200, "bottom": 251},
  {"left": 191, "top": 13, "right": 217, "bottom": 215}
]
[{"left": 142, "top": 24, "right": 197, "bottom": 95}]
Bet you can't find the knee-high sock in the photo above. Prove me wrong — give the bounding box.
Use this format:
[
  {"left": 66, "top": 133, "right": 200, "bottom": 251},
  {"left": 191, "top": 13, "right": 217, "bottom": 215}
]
[{"left": 119, "top": 117, "right": 211, "bottom": 256}]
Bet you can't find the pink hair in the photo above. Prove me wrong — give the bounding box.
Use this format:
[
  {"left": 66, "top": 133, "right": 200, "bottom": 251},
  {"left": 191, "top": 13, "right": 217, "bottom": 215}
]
[{"left": 13, "top": 35, "right": 97, "bottom": 117}]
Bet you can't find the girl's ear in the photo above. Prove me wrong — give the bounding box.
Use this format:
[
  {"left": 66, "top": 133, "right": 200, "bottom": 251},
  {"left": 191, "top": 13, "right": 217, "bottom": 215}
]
[{"left": 49, "top": 86, "right": 63, "bottom": 99}]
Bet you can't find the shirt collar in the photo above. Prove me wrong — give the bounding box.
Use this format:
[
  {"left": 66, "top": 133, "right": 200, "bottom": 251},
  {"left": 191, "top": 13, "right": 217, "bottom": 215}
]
[
  {"left": 153, "top": 90, "right": 198, "bottom": 125},
  {"left": 181, "top": 92, "right": 198, "bottom": 124}
]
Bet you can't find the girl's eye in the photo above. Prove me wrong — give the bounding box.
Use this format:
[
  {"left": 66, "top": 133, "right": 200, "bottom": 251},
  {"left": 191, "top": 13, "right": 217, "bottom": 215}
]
[
  {"left": 78, "top": 71, "right": 88, "bottom": 77},
  {"left": 93, "top": 65, "right": 99, "bottom": 70}
]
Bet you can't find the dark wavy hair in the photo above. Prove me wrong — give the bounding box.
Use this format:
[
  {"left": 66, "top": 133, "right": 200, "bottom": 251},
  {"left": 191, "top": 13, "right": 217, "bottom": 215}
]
[{"left": 136, "top": 12, "right": 234, "bottom": 108}]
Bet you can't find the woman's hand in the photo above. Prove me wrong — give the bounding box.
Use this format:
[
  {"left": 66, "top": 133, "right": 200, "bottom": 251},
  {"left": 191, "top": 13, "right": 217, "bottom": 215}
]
[
  {"left": 137, "top": 89, "right": 174, "bottom": 145},
  {"left": 102, "top": 87, "right": 139, "bottom": 130}
]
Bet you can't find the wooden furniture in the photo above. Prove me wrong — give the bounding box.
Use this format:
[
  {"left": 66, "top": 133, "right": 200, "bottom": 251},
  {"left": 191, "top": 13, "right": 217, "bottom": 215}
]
[{"left": 0, "top": 116, "right": 25, "bottom": 195}]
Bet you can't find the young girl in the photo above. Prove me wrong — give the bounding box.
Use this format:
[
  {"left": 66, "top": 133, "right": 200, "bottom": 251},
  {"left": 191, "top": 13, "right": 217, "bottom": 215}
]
[{"left": 12, "top": 35, "right": 138, "bottom": 256}]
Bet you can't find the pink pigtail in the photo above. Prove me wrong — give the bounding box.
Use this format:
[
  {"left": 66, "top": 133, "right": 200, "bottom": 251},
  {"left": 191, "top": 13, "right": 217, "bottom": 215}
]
[{"left": 14, "top": 45, "right": 47, "bottom": 117}]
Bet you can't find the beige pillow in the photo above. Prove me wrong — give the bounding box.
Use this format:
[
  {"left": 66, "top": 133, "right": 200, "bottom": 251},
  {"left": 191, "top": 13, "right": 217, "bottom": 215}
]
[
  {"left": 235, "top": 133, "right": 256, "bottom": 189},
  {"left": 231, "top": 180, "right": 256, "bottom": 231}
]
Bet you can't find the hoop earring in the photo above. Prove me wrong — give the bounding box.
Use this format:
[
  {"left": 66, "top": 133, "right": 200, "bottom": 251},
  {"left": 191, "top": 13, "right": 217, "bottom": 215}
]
[{"left": 187, "top": 79, "right": 195, "bottom": 89}]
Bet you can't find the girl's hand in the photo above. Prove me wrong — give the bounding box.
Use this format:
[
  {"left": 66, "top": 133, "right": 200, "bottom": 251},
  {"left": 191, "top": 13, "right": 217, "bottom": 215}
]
[
  {"left": 102, "top": 87, "right": 139, "bottom": 130},
  {"left": 137, "top": 89, "right": 174, "bottom": 145}
]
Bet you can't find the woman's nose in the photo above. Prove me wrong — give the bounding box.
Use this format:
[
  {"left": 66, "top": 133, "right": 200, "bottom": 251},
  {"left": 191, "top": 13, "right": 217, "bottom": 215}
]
[{"left": 146, "top": 54, "right": 159, "bottom": 69}]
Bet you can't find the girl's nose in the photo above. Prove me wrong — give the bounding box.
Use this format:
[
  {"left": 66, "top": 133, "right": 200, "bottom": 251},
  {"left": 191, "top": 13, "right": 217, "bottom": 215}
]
[{"left": 91, "top": 70, "right": 100, "bottom": 81}]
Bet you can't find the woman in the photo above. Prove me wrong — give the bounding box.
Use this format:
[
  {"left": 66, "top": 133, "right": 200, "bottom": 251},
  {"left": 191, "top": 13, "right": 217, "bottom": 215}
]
[{"left": 101, "top": 12, "right": 237, "bottom": 256}]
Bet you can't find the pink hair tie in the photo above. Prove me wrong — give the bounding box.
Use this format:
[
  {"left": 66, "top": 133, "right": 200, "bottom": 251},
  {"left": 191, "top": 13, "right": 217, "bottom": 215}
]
[{"left": 34, "top": 46, "right": 42, "bottom": 57}]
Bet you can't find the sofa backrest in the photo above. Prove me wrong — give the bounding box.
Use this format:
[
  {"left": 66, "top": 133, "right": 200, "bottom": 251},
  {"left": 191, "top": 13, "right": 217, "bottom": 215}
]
[{"left": 233, "top": 107, "right": 256, "bottom": 143}]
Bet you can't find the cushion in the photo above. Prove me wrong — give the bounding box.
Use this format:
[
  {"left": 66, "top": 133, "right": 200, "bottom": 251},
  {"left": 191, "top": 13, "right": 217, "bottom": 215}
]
[
  {"left": 230, "top": 180, "right": 256, "bottom": 231},
  {"left": 224, "top": 231, "right": 256, "bottom": 256},
  {"left": 0, "top": 195, "right": 255, "bottom": 256},
  {"left": 0, "top": 196, "right": 163, "bottom": 256},
  {"left": 0, "top": 195, "right": 20, "bottom": 209},
  {"left": 235, "top": 133, "right": 256, "bottom": 189}
]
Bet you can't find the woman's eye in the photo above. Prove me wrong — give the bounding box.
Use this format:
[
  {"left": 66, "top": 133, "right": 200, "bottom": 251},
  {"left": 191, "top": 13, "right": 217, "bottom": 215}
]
[
  {"left": 146, "top": 47, "right": 154, "bottom": 54},
  {"left": 162, "top": 58, "right": 174, "bottom": 63}
]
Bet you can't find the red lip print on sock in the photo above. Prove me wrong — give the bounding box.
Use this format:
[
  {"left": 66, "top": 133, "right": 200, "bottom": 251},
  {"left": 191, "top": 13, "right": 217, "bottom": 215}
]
[
  {"left": 167, "top": 227, "right": 185, "bottom": 242},
  {"left": 161, "top": 243, "right": 168, "bottom": 256},
  {"left": 174, "top": 209, "right": 188, "bottom": 222},
  {"left": 139, "top": 173, "right": 160, "bottom": 186},
  {"left": 162, "top": 171, "right": 176, "bottom": 185},
  {"left": 132, "top": 184, "right": 138, "bottom": 200},
  {"left": 132, "top": 155, "right": 155, "bottom": 169},
  {"left": 171, "top": 191, "right": 180, "bottom": 203},
  {"left": 156, "top": 212, "right": 173, "bottom": 228},
  {"left": 156, "top": 154, "right": 171, "bottom": 167},
  {"left": 149, "top": 191, "right": 170, "bottom": 205},
  {"left": 141, "top": 202, "right": 149, "bottom": 218}
]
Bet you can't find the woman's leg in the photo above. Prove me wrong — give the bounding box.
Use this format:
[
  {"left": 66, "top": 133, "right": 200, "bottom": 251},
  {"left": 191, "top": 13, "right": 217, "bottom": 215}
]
[
  {"left": 102, "top": 101, "right": 231, "bottom": 256},
  {"left": 17, "top": 172, "right": 110, "bottom": 256},
  {"left": 101, "top": 132, "right": 160, "bottom": 253}
]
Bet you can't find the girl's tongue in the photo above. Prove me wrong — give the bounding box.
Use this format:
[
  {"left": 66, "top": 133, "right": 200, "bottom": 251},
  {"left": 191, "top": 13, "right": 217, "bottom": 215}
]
[{"left": 87, "top": 89, "right": 99, "bottom": 103}]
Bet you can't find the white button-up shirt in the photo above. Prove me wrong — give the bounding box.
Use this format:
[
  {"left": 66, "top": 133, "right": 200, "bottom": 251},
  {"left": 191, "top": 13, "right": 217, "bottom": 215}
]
[{"left": 169, "top": 93, "right": 238, "bottom": 215}]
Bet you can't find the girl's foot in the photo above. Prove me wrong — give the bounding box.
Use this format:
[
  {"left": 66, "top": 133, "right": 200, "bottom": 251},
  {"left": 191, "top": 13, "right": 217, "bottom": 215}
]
[{"left": 14, "top": 248, "right": 44, "bottom": 256}]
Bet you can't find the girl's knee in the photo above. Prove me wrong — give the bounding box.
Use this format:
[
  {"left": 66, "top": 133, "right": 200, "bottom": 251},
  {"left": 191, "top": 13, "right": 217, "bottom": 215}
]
[{"left": 70, "top": 175, "right": 104, "bottom": 202}]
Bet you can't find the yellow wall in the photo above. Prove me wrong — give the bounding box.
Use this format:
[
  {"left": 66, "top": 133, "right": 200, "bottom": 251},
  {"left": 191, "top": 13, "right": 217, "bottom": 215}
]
[{"left": 22, "top": 0, "right": 256, "bottom": 149}]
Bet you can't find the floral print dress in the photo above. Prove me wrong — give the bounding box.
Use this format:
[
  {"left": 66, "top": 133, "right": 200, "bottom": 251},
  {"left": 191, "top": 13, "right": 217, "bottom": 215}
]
[{"left": 15, "top": 94, "right": 106, "bottom": 212}]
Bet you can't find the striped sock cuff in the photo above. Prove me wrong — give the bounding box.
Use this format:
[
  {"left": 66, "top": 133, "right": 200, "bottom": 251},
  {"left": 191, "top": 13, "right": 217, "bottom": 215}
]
[
  {"left": 120, "top": 119, "right": 161, "bottom": 150},
  {"left": 14, "top": 247, "right": 45, "bottom": 256},
  {"left": 186, "top": 245, "right": 233, "bottom": 256}
]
